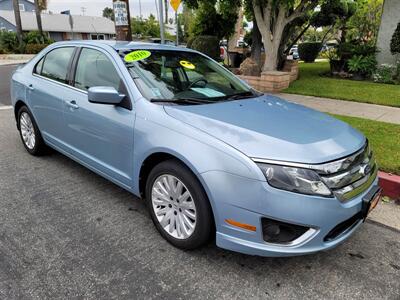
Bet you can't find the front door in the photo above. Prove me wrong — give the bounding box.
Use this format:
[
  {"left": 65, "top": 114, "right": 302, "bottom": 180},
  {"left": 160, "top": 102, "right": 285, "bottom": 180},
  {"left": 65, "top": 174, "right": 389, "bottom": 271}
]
[{"left": 62, "top": 47, "right": 135, "bottom": 188}]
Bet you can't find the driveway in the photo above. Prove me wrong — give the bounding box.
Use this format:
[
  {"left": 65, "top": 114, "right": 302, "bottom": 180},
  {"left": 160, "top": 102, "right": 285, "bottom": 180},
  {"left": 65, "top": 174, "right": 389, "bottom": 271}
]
[{"left": 0, "top": 109, "right": 399, "bottom": 299}]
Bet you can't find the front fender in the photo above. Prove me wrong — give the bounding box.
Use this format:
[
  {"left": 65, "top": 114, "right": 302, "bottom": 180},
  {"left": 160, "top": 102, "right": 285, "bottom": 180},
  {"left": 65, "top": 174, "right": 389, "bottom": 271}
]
[{"left": 132, "top": 99, "right": 265, "bottom": 195}]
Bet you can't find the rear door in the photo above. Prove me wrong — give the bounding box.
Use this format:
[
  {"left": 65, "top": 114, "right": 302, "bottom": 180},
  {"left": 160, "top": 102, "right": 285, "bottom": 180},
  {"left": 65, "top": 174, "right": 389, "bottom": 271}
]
[
  {"left": 29, "top": 47, "right": 76, "bottom": 145},
  {"left": 61, "top": 47, "right": 135, "bottom": 188}
]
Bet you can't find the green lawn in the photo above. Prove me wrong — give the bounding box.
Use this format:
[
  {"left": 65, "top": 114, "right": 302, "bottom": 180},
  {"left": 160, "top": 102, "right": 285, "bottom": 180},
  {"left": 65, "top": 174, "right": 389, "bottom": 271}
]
[
  {"left": 333, "top": 114, "right": 400, "bottom": 175},
  {"left": 285, "top": 61, "right": 400, "bottom": 107}
]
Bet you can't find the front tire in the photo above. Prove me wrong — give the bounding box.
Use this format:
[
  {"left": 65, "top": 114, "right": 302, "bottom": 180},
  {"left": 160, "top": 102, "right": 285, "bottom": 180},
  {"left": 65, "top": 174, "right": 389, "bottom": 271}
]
[
  {"left": 145, "top": 160, "right": 213, "bottom": 250},
  {"left": 18, "top": 106, "right": 47, "bottom": 156}
]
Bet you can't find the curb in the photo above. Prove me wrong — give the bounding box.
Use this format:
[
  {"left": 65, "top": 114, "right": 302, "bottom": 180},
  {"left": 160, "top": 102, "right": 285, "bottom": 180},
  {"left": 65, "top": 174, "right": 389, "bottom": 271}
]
[{"left": 378, "top": 171, "right": 400, "bottom": 199}]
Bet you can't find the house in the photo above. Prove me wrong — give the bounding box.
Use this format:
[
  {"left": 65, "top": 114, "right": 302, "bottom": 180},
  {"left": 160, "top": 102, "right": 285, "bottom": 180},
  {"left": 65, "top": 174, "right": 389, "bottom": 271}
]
[
  {"left": 0, "top": 0, "right": 34, "bottom": 12},
  {"left": 376, "top": 0, "right": 400, "bottom": 65},
  {"left": 0, "top": 0, "right": 115, "bottom": 41}
]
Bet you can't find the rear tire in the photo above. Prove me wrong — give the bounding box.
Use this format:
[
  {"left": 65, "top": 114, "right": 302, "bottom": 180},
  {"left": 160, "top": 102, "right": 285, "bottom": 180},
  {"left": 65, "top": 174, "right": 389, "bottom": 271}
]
[
  {"left": 145, "top": 159, "right": 213, "bottom": 250},
  {"left": 18, "top": 106, "right": 47, "bottom": 156}
]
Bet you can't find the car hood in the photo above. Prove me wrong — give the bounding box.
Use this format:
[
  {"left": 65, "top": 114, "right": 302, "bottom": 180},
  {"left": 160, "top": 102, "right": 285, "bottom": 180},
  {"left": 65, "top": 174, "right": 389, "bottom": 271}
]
[{"left": 164, "top": 95, "right": 366, "bottom": 164}]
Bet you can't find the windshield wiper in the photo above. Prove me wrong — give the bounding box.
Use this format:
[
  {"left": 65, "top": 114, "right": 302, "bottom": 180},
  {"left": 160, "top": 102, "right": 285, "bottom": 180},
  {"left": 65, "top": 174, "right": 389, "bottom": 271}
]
[
  {"left": 224, "top": 91, "right": 259, "bottom": 100},
  {"left": 150, "top": 98, "right": 214, "bottom": 105}
]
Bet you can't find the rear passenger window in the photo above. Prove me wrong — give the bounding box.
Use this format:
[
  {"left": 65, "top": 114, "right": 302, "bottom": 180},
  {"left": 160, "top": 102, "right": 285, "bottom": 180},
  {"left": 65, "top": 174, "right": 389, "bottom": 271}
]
[
  {"left": 74, "top": 48, "right": 122, "bottom": 91},
  {"left": 34, "top": 57, "right": 44, "bottom": 74},
  {"left": 41, "top": 47, "right": 75, "bottom": 84}
]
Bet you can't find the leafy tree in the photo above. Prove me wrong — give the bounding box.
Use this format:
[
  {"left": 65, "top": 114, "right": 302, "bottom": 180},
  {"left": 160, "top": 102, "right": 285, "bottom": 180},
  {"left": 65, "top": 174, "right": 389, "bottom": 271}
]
[
  {"left": 390, "top": 23, "right": 400, "bottom": 55},
  {"left": 346, "top": 0, "right": 383, "bottom": 44},
  {"left": 103, "top": 7, "right": 115, "bottom": 21},
  {"left": 131, "top": 14, "right": 161, "bottom": 37},
  {"left": 248, "top": 0, "right": 357, "bottom": 72},
  {"left": 183, "top": 0, "right": 241, "bottom": 40}
]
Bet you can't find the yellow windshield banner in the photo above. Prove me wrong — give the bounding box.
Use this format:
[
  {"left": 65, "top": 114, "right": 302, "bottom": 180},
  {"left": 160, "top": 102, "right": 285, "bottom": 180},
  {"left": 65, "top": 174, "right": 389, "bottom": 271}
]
[
  {"left": 124, "top": 50, "right": 151, "bottom": 62},
  {"left": 180, "top": 60, "right": 195, "bottom": 70},
  {"left": 170, "top": 0, "right": 181, "bottom": 12}
]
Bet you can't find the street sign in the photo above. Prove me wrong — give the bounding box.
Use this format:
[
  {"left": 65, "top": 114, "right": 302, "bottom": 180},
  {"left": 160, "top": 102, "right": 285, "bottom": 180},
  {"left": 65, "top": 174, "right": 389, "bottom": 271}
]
[
  {"left": 170, "top": 0, "right": 181, "bottom": 12},
  {"left": 113, "top": 0, "right": 129, "bottom": 26}
]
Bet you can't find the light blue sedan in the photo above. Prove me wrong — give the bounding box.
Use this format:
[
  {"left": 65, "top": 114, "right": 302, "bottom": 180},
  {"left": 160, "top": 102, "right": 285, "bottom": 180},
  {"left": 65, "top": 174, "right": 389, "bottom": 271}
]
[{"left": 11, "top": 41, "right": 381, "bottom": 256}]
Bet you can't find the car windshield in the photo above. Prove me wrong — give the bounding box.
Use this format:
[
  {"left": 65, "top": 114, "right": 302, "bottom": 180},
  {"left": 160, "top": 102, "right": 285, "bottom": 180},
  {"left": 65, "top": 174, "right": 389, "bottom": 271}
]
[{"left": 119, "top": 49, "right": 258, "bottom": 103}]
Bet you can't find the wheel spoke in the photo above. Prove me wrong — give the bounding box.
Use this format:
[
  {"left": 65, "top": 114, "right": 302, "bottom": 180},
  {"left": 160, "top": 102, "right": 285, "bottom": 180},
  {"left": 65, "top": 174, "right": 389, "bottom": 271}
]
[{"left": 151, "top": 174, "right": 197, "bottom": 240}]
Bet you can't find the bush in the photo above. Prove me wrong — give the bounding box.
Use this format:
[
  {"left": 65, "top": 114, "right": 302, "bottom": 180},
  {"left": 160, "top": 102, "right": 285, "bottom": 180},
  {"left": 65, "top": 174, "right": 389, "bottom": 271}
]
[
  {"left": 373, "top": 64, "right": 396, "bottom": 84},
  {"left": 391, "top": 23, "right": 400, "bottom": 55},
  {"left": 298, "top": 42, "right": 322, "bottom": 63},
  {"left": 347, "top": 54, "right": 377, "bottom": 77},
  {"left": 191, "top": 35, "right": 220, "bottom": 60},
  {"left": 0, "top": 30, "right": 20, "bottom": 53},
  {"left": 23, "top": 31, "right": 53, "bottom": 45},
  {"left": 25, "top": 43, "right": 49, "bottom": 54}
]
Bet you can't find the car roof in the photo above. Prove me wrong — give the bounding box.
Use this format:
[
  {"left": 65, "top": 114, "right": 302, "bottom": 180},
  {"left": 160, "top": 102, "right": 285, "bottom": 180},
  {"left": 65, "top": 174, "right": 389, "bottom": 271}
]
[{"left": 51, "top": 40, "right": 194, "bottom": 52}]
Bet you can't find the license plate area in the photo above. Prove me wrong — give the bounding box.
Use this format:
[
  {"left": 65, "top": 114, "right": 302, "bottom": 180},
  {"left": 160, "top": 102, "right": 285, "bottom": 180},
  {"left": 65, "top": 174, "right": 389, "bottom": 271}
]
[{"left": 361, "top": 185, "right": 382, "bottom": 221}]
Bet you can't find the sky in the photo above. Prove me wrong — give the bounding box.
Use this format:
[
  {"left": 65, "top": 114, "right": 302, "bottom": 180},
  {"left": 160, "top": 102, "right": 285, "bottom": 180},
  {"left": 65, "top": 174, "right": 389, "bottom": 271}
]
[{"left": 46, "top": 0, "right": 183, "bottom": 19}]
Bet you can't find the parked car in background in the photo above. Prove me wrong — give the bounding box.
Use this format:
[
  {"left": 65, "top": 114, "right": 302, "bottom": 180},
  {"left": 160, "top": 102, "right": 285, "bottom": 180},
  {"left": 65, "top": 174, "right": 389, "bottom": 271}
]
[
  {"left": 11, "top": 41, "right": 381, "bottom": 257},
  {"left": 289, "top": 45, "right": 299, "bottom": 60}
]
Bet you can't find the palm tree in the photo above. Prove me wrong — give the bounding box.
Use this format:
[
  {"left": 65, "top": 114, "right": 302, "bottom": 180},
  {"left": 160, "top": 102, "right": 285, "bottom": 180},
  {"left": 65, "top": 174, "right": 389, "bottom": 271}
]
[
  {"left": 34, "top": 0, "right": 43, "bottom": 37},
  {"left": 12, "top": 0, "right": 23, "bottom": 44}
]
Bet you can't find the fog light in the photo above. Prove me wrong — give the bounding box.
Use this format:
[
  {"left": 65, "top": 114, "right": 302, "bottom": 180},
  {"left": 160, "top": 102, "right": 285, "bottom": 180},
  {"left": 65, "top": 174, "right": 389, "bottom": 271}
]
[{"left": 261, "top": 218, "right": 309, "bottom": 244}]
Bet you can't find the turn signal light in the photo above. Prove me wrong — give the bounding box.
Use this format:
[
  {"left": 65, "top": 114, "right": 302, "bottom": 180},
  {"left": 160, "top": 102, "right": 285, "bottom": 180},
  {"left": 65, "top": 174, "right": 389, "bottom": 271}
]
[{"left": 225, "top": 219, "right": 257, "bottom": 232}]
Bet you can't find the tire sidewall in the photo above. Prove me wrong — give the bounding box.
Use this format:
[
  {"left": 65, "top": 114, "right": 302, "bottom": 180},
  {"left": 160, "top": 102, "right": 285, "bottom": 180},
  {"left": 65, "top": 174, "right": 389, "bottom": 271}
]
[{"left": 145, "top": 160, "right": 213, "bottom": 249}]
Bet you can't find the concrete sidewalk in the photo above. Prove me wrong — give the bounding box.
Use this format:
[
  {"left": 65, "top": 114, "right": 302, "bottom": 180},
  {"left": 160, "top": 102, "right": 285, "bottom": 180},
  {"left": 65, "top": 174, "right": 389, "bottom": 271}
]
[
  {"left": 279, "top": 93, "right": 400, "bottom": 125},
  {"left": 0, "top": 54, "right": 34, "bottom": 66}
]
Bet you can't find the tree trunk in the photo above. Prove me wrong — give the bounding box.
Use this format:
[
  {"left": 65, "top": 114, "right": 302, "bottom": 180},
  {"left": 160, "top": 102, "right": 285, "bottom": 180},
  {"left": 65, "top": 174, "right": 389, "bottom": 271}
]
[
  {"left": 12, "top": 0, "right": 23, "bottom": 44},
  {"left": 164, "top": 0, "right": 168, "bottom": 24},
  {"left": 34, "top": 0, "right": 43, "bottom": 37},
  {"left": 263, "top": 46, "right": 279, "bottom": 72},
  {"left": 250, "top": 19, "right": 262, "bottom": 66}
]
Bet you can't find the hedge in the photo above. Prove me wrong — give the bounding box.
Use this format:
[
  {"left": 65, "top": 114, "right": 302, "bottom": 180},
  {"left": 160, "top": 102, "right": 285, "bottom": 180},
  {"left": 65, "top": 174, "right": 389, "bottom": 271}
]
[{"left": 298, "top": 42, "right": 322, "bottom": 63}]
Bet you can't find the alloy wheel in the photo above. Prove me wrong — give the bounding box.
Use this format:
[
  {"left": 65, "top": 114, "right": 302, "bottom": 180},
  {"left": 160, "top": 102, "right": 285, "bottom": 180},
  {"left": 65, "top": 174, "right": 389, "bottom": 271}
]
[
  {"left": 20, "top": 112, "right": 36, "bottom": 150},
  {"left": 151, "top": 174, "right": 197, "bottom": 239}
]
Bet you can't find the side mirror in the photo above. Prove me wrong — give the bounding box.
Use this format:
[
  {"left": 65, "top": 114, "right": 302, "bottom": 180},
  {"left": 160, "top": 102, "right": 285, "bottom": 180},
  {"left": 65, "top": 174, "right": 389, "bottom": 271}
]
[{"left": 88, "top": 86, "right": 125, "bottom": 105}]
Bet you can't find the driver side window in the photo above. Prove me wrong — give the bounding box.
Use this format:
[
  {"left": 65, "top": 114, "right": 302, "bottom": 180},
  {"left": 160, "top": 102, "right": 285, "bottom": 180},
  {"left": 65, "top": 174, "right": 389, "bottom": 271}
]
[{"left": 74, "top": 48, "right": 122, "bottom": 92}]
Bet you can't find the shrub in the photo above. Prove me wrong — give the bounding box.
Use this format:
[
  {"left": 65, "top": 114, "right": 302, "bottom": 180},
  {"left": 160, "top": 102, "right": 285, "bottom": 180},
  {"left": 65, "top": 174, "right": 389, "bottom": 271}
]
[
  {"left": 390, "top": 22, "right": 400, "bottom": 55},
  {"left": 0, "top": 30, "right": 20, "bottom": 53},
  {"left": 373, "top": 64, "right": 396, "bottom": 84},
  {"left": 191, "top": 35, "right": 220, "bottom": 60},
  {"left": 23, "top": 31, "right": 53, "bottom": 45},
  {"left": 347, "top": 54, "right": 377, "bottom": 77},
  {"left": 25, "top": 43, "right": 49, "bottom": 54},
  {"left": 298, "top": 42, "right": 322, "bottom": 63}
]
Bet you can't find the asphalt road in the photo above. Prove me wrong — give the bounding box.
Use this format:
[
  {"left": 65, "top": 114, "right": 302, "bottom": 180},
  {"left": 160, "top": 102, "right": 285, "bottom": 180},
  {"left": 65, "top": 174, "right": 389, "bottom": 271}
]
[
  {"left": 0, "top": 65, "right": 17, "bottom": 106},
  {"left": 0, "top": 109, "right": 399, "bottom": 299}
]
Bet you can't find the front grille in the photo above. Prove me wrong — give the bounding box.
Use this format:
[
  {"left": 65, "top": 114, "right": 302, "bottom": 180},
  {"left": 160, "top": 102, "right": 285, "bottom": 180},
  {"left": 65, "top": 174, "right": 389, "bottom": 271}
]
[{"left": 316, "top": 142, "right": 377, "bottom": 202}]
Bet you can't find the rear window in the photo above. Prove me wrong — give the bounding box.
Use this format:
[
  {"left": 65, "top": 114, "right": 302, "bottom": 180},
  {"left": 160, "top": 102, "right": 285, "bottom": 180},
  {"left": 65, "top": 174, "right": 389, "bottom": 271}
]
[{"left": 40, "top": 47, "right": 75, "bottom": 84}]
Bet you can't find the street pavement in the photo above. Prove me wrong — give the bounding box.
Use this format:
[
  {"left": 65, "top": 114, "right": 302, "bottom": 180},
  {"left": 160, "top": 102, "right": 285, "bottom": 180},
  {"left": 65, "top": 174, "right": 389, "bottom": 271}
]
[
  {"left": 0, "top": 64, "right": 18, "bottom": 106},
  {"left": 0, "top": 109, "right": 399, "bottom": 299}
]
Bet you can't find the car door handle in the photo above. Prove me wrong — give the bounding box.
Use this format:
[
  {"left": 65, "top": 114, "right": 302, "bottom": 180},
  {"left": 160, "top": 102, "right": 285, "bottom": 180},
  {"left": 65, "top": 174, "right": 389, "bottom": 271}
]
[
  {"left": 66, "top": 100, "right": 79, "bottom": 110},
  {"left": 28, "top": 84, "right": 35, "bottom": 91}
]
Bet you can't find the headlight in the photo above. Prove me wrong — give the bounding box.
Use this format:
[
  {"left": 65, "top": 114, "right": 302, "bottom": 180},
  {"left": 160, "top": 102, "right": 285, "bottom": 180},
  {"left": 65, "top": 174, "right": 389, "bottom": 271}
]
[{"left": 257, "top": 163, "right": 332, "bottom": 197}]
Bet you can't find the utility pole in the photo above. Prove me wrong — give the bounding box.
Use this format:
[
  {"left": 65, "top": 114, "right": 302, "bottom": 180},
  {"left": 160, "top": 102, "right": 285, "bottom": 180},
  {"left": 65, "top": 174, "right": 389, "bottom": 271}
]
[
  {"left": 113, "top": 0, "right": 132, "bottom": 41},
  {"left": 158, "top": 0, "right": 165, "bottom": 44}
]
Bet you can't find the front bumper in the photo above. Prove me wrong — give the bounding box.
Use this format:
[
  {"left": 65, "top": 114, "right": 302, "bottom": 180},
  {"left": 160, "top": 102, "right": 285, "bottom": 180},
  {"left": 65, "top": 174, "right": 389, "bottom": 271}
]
[{"left": 200, "top": 170, "right": 379, "bottom": 257}]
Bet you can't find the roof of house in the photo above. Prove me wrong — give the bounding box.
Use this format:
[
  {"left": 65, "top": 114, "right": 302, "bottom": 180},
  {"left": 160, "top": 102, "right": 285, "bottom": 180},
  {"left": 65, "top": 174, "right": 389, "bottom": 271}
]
[{"left": 0, "top": 10, "right": 115, "bottom": 34}]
